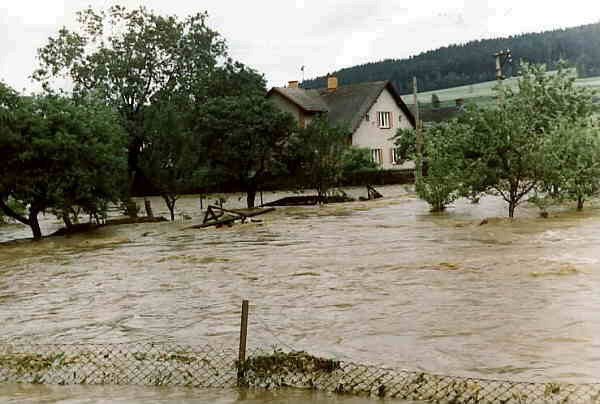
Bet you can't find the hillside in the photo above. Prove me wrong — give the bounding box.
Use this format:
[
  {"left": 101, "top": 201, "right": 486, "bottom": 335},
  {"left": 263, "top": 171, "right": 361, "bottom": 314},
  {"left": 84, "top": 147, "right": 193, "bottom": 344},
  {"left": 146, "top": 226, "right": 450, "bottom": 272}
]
[
  {"left": 403, "top": 72, "right": 600, "bottom": 108},
  {"left": 399, "top": 72, "right": 600, "bottom": 123},
  {"left": 302, "top": 22, "right": 600, "bottom": 95}
]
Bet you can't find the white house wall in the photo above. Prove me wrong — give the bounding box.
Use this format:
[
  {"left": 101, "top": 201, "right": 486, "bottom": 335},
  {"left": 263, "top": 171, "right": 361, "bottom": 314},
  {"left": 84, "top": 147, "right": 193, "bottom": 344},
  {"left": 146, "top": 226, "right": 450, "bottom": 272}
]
[{"left": 352, "top": 88, "right": 413, "bottom": 169}]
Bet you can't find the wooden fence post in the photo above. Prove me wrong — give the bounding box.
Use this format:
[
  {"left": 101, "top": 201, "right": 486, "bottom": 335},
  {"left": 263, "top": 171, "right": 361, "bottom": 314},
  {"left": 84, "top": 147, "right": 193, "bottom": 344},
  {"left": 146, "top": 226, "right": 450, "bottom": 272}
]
[{"left": 237, "top": 299, "right": 249, "bottom": 386}]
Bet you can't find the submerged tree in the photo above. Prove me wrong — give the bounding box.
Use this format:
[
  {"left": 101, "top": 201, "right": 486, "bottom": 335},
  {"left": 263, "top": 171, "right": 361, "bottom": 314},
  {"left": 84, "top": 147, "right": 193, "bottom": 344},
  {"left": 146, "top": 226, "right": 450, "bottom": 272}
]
[
  {"left": 540, "top": 120, "right": 600, "bottom": 211},
  {"left": 288, "top": 117, "right": 350, "bottom": 201},
  {"left": 394, "top": 64, "right": 597, "bottom": 217},
  {"left": 0, "top": 91, "right": 127, "bottom": 239},
  {"left": 139, "top": 97, "right": 211, "bottom": 221},
  {"left": 197, "top": 96, "right": 296, "bottom": 208},
  {"left": 457, "top": 63, "right": 596, "bottom": 217}
]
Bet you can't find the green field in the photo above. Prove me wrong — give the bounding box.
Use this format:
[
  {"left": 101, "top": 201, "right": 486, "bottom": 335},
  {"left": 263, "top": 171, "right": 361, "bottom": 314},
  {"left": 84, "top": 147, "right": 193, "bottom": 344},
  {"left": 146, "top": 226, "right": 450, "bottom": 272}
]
[{"left": 401, "top": 72, "right": 600, "bottom": 108}]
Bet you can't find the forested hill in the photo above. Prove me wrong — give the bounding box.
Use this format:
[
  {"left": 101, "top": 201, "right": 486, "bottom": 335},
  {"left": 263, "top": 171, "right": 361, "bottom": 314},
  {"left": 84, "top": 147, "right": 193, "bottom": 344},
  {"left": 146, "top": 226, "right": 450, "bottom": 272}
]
[{"left": 301, "top": 22, "right": 600, "bottom": 94}]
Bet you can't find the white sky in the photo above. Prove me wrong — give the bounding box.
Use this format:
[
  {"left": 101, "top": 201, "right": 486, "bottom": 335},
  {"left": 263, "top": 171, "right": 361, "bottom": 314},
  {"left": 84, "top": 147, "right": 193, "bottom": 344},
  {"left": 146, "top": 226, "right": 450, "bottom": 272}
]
[{"left": 1, "top": 0, "right": 599, "bottom": 93}]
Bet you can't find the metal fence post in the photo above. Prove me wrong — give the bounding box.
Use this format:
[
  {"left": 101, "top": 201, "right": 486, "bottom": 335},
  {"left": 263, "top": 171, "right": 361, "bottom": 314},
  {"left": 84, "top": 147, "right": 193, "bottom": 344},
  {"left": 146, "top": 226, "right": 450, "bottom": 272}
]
[{"left": 237, "top": 299, "right": 249, "bottom": 386}]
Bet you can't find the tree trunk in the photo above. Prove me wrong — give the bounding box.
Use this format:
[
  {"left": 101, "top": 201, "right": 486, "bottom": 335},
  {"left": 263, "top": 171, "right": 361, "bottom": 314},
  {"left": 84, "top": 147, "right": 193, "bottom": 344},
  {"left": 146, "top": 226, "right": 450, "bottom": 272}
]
[
  {"left": 62, "top": 209, "right": 73, "bottom": 228},
  {"left": 163, "top": 195, "right": 176, "bottom": 222},
  {"left": 508, "top": 201, "right": 516, "bottom": 218},
  {"left": 144, "top": 198, "right": 154, "bottom": 218},
  {"left": 577, "top": 196, "right": 585, "bottom": 211},
  {"left": 246, "top": 188, "right": 256, "bottom": 209},
  {"left": 29, "top": 210, "right": 42, "bottom": 240}
]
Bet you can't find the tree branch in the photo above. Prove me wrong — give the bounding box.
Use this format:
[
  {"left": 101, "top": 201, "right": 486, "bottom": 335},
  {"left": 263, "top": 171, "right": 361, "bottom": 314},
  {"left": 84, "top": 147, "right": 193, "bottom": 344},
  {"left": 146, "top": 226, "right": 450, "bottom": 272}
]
[{"left": 0, "top": 198, "right": 30, "bottom": 226}]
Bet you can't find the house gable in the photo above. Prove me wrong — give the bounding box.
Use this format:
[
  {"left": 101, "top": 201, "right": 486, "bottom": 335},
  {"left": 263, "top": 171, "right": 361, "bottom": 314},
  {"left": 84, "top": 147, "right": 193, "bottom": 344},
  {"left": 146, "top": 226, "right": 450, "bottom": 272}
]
[
  {"left": 352, "top": 86, "right": 414, "bottom": 169},
  {"left": 267, "top": 79, "right": 416, "bottom": 169}
]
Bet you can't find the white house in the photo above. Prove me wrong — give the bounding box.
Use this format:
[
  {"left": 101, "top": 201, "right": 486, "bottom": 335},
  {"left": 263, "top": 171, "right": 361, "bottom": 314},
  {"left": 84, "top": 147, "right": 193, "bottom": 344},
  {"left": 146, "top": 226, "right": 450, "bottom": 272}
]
[{"left": 267, "top": 77, "right": 416, "bottom": 169}]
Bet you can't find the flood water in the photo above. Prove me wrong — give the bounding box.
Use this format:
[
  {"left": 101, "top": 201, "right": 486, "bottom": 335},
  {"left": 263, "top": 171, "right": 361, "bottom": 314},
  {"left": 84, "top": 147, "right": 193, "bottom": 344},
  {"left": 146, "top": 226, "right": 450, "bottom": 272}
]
[{"left": 2, "top": 185, "right": 600, "bottom": 401}]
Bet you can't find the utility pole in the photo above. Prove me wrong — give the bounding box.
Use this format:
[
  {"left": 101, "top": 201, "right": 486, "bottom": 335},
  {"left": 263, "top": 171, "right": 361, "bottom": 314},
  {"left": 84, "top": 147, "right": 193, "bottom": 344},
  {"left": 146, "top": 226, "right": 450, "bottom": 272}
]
[
  {"left": 494, "top": 49, "right": 513, "bottom": 91},
  {"left": 493, "top": 49, "right": 512, "bottom": 106},
  {"left": 413, "top": 77, "right": 423, "bottom": 183}
]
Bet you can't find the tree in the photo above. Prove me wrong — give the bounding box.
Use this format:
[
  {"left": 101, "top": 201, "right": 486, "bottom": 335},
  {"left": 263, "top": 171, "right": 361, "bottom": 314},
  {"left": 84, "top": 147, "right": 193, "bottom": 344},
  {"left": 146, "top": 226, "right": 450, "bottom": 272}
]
[
  {"left": 457, "top": 64, "right": 596, "bottom": 218},
  {"left": 341, "top": 147, "right": 378, "bottom": 174},
  {"left": 33, "top": 5, "right": 231, "bottom": 183},
  {"left": 197, "top": 96, "right": 296, "bottom": 208},
  {"left": 417, "top": 124, "right": 466, "bottom": 212},
  {"left": 139, "top": 98, "right": 205, "bottom": 221},
  {"left": 288, "top": 117, "right": 350, "bottom": 201},
  {"left": 0, "top": 92, "right": 128, "bottom": 239},
  {"left": 540, "top": 120, "right": 600, "bottom": 211}
]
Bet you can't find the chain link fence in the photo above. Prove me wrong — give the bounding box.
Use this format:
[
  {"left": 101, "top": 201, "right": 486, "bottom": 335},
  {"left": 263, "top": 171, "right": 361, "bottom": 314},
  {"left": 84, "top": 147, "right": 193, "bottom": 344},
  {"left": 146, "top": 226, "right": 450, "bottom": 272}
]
[
  {"left": 0, "top": 341, "right": 237, "bottom": 388},
  {"left": 242, "top": 349, "right": 600, "bottom": 403},
  {"left": 2, "top": 341, "right": 600, "bottom": 402},
  {"left": 3, "top": 297, "right": 600, "bottom": 404}
]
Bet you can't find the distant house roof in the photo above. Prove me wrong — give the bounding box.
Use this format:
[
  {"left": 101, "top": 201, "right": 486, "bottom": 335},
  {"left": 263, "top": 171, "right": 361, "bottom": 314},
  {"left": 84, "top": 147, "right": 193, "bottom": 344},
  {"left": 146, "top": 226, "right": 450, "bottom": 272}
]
[
  {"left": 266, "top": 87, "right": 329, "bottom": 113},
  {"left": 267, "top": 80, "right": 415, "bottom": 132}
]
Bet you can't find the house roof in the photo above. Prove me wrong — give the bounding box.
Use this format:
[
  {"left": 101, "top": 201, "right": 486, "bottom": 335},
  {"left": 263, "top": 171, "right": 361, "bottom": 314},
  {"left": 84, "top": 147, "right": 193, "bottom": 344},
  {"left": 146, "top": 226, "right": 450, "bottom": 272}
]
[
  {"left": 267, "top": 87, "right": 329, "bottom": 113},
  {"left": 267, "top": 80, "right": 416, "bottom": 132}
]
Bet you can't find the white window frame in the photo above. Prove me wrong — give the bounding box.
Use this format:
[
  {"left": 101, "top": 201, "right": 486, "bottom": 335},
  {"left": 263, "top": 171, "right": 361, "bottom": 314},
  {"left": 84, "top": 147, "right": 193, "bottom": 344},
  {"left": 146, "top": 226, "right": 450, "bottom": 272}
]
[
  {"left": 371, "top": 148, "right": 383, "bottom": 166},
  {"left": 377, "top": 111, "right": 391, "bottom": 129}
]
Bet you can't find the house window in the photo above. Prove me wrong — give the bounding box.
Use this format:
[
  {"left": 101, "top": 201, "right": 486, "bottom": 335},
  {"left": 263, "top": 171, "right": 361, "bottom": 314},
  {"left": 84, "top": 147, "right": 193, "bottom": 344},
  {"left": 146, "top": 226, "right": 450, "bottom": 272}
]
[
  {"left": 371, "top": 149, "right": 383, "bottom": 166},
  {"left": 391, "top": 148, "right": 402, "bottom": 165},
  {"left": 377, "top": 112, "right": 391, "bottom": 129}
]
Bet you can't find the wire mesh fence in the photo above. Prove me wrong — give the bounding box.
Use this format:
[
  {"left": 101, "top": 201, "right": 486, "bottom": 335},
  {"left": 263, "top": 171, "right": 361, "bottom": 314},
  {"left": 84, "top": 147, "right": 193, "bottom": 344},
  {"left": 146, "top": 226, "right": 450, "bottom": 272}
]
[
  {"left": 242, "top": 348, "right": 600, "bottom": 403},
  {"left": 0, "top": 341, "right": 237, "bottom": 388},
  {"left": 2, "top": 341, "right": 600, "bottom": 402},
  {"left": 3, "top": 299, "right": 600, "bottom": 403}
]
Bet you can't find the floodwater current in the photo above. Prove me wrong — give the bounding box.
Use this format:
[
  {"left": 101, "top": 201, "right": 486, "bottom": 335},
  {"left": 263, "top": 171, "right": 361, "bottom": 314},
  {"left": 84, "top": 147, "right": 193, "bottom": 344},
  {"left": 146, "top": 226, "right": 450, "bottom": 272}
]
[{"left": 1, "top": 185, "right": 600, "bottom": 402}]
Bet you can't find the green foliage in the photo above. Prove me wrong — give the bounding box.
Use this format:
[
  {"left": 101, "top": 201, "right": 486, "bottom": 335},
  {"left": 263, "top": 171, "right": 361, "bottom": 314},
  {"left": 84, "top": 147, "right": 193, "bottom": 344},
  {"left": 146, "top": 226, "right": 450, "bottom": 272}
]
[
  {"left": 539, "top": 120, "right": 600, "bottom": 211},
  {"left": 393, "top": 128, "right": 416, "bottom": 164},
  {"left": 341, "top": 147, "right": 378, "bottom": 174},
  {"left": 415, "top": 123, "right": 465, "bottom": 212},
  {"left": 399, "top": 64, "right": 598, "bottom": 217},
  {"left": 0, "top": 198, "right": 25, "bottom": 225},
  {"left": 457, "top": 64, "right": 596, "bottom": 217},
  {"left": 139, "top": 97, "right": 205, "bottom": 221},
  {"left": 0, "top": 90, "right": 128, "bottom": 239},
  {"left": 288, "top": 117, "right": 350, "bottom": 200},
  {"left": 196, "top": 96, "right": 296, "bottom": 208},
  {"left": 33, "top": 5, "right": 261, "bottom": 183}
]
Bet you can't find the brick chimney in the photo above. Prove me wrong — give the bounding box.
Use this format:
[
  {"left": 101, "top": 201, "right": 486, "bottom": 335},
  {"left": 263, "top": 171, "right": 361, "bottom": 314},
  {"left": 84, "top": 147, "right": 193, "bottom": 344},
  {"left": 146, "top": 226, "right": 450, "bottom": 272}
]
[
  {"left": 288, "top": 80, "right": 299, "bottom": 88},
  {"left": 327, "top": 76, "right": 338, "bottom": 92}
]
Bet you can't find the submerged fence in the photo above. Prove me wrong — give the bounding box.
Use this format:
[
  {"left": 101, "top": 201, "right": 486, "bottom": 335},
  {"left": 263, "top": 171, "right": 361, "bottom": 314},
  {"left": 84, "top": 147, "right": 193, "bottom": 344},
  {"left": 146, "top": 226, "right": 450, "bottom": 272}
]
[{"left": 2, "top": 301, "right": 600, "bottom": 403}]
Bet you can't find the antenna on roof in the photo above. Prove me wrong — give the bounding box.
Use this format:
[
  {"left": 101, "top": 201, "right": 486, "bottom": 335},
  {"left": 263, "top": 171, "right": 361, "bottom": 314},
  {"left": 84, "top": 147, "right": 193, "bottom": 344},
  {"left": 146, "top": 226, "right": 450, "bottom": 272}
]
[{"left": 301, "top": 65, "right": 305, "bottom": 83}]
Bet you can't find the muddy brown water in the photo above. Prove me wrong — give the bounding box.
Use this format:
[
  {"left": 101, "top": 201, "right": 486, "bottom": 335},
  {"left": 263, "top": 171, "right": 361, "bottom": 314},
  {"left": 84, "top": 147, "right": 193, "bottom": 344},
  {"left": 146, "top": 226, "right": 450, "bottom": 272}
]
[{"left": 2, "top": 185, "right": 600, "bottom": 402}]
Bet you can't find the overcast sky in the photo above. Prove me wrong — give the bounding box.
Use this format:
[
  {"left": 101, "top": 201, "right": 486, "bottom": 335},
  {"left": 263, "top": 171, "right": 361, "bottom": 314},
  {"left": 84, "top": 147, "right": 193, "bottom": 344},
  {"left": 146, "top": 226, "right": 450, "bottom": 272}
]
[{"left": 1, "top": 0, "right": 600, "bottom": 94}]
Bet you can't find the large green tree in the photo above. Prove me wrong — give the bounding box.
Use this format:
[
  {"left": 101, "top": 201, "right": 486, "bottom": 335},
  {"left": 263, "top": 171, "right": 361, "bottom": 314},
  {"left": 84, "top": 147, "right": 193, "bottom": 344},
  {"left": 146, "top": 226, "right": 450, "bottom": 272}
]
[
  {"left": 33, "top": 5, "right": 260, "bottom": 185},
  {"left": 288, "top": 117, "right": 350, "bottom": 201},
  {"left": 197, "top": 96, "right": 296, "bottom": 208},
  {"left": 459, "top": 64, "right": 595, "bottom": 217},
  {"left": 0, "top": 90, "right": 128, "bottom": 239},
  {"left": 139, "top": 97, "right": 206, "bottom": 221}
]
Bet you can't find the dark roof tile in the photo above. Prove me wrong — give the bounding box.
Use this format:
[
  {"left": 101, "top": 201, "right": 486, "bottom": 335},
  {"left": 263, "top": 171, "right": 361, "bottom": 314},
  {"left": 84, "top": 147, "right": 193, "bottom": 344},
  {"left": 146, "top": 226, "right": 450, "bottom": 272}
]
[{"left": 268, "top": 87, "right": 329, "bottom": 112}]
